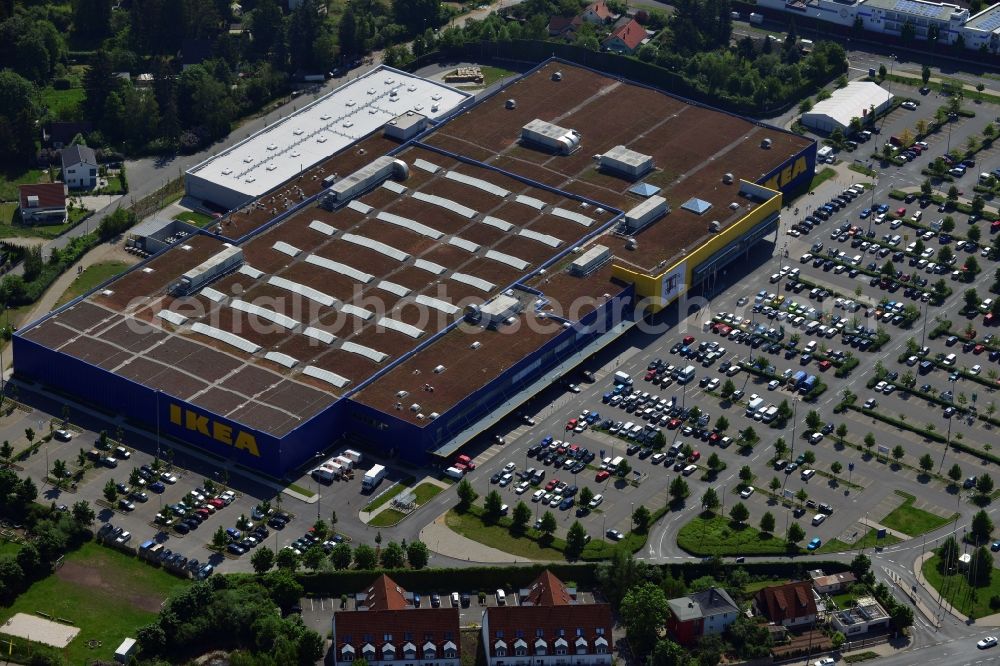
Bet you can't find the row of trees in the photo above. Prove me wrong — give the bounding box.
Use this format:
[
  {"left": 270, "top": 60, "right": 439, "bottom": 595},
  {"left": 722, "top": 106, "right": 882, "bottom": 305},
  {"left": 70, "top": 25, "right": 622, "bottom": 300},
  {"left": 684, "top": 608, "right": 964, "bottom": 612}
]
[{"left": 245, "top": 536, "right": 431, "bottom": 573}]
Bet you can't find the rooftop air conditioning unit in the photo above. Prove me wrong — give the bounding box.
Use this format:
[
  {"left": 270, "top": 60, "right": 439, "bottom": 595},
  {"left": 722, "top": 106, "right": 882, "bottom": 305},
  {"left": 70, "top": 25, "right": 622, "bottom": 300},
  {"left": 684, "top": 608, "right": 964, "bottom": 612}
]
[
  {"left": 761, "top": 138, "right": 773, "bottom": 149},
  {"left": 723, "top": 173, "right": 734, "bottom": 184},
  {"left": 433, "top": 365, "right": 446, "bottom": 374},
  {"left": 470, "top": 341, "right": 482, "bottom": 350},
  {"left": 552, "top": 71, "right": 563, "bottom": 81},
  {"left": 410, "top": 403, "right": 421, "bottom": 412},
  {"left": 626, "top": 238, "right": 637, "bottom": 250},
  {"left": 505, "top": 99, "right": 517, "bottom": 109},
  {"left": 428, "top": 412, "right": 439, "bottom": 420},
  {"left": 416, "top": 413, "right": 425, "bottom": 420},
  {"left": 396, "top": 390, "right": 409, "bottom": 399},
  {"left": 709, "top": 220, "right": 721, "bottom": 232}
]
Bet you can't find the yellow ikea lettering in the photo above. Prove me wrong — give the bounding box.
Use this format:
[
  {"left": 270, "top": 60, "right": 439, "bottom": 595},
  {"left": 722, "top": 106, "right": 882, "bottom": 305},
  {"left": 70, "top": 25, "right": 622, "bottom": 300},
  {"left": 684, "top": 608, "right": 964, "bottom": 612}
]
[
  {"left": 762, "top": 156, "right": 808, "bottom": 191},
  {"left": 168, "top": 404, "right": 260, "bottom": 457}
]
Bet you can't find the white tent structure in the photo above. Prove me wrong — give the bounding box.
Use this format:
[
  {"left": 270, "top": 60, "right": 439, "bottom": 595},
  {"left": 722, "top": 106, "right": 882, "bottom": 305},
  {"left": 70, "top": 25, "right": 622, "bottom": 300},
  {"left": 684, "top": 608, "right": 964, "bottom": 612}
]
[{"left": 801, "top": 81, "right": 894, "bottom": 133}]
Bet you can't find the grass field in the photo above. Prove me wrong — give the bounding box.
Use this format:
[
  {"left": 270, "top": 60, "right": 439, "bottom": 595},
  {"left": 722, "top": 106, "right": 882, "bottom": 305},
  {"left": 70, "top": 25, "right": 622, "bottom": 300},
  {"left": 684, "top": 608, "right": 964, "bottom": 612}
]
[
  {"left": 921, "top": 554, "right": 1000, "bottom": 618},
  {"left": 815, "top": 528, "right": 902, "bottom": 554},
  {"left": 0, "top": 169, "right": 50, "bottom": 202},
  {"left": 0, "top": 541, "right": 189, "bottom": 664},
  {"left": 677, "top": 514, "right": 795, "bottom": 556},
  {"left": 175, "top": 211, "right": 215, "bottom": 227},
  {"left": 744, "top": 578, "right": 790, "bottom": 594},
  {"left": 881, "top": 492, "right": 952, "bottom": 537},
  {"left": 368, "top": 508, "right": 408, "bottom": 527},
  {"left": 363, "top": 482, "right": 411, "bottom": 513},
  {"left": 445, "top": 509, "right": 564, "bottom": 560},
  {"left": 412, "top": 482, "right": 443, "bottom": 505},
  {"left": 54, "top": 261, "right": 131, "bottom": 308},
  {"left": 0, "top": 540, "right": 21, "bottom": 556},
  {"left": 809, "top": 167, "right": 837, "bottom": 191},
  {"left": 39, "top": 86, "right": 85, "bottom": 118}
]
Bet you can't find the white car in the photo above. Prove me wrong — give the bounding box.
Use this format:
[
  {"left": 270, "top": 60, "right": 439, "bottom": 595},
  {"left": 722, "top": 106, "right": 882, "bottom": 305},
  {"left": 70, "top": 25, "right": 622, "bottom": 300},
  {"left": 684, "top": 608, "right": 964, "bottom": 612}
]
[
  {"left": 514, "top": 482, "right": 530, "bottom": 495},
  {"left": 532, "top": 490, "right": 545, "bottom": 502},
  {"left": 901, "top": 100, "right": 917, "bottom": 110},
  {"left": 160, "top": 472, "right": 178, "bottom": 484},
  {"left": 498, "top": 473, "right": 513, "bottom": 487},
  {"left": 589, "top": 494, "right": 604, "bottom": 508},
  {"left": 767, "top": 380, "right": 780, "bottom": 391},
  {"left": 971, "top": 365, "right": 982, "bottom": 376},
  {"left": 503, "top": 462, "right": 516, "bottom": 474},
  {"left": 682, "top": 464, "right": 698, "bottom": 476},
  {"left": 812, "top": 657, "right": 836, "bottom": 666},
  {"left": 978, "top": 636, "right": 998, "bottom": 649},
  {"left": 770, "top": 273, "right": 782, "bottom": 283},
  {"left": 809, "top": 432, "right": 824, "bottom": 444},
  {"left": 801, "top": 469, "right": 816, "bottom": 480},
  {"left": 740, "top": 486, "right": 755, "bottom": 499}
]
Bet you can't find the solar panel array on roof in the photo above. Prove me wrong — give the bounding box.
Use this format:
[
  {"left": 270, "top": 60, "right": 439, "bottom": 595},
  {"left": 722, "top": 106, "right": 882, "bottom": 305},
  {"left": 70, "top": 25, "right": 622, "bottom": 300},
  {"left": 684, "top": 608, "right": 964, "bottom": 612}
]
[
  {"left": 273, "top": 241, "right": 302, "bottom": 257},
  {"left": 202, "top": 287, "right": 226, "bottom": 303},
  {"left": 413, "top": 158, "right": 440, "bottom": 173},
  {"left": 305, "top": 254, "right": 374, "bottom": 283},
  {"left": 444, "top": 170, "right": 510, "bottom": 197},
  {"left": 231, "top": 299, "right": 301, "bottom": 330},
  {"left": 191, "top": 322, "right": 261, "bottom": 354},
  {"left": 515, "top": 194, "right": 546, "bottom": 210},
  {"left": 265, "top": 351, "right": 299, "bottom": 368},
  {"left": 451, "top": 272, "right": 495, "bottom": 292},
  {"left": 376, "top": 211, "right": 443, "bottom": 239},
  {"left": 157, "top": 310, "right": 188, "bottom": 326},
  {"left": 482, "top": 216, "right": 514, "bottom": 232},
  {"left": 377, "top": 316, "right": 425, "bottom": 338},
  {"left": 377, "top": 280, "right": 411, "bottom": 297},
  {"left": 341, "top": 340, "right": 388, "bottom": 363},
  {"left": 347, "top": 200, "right": 373, "bottom": 215},
  {"left": 267, "top": 275, "right": 337, "bottom": 306},
  {"left": 970, "top": 5, "right": 1000, "bottom": 30},
  {"left": 412, "top": 191, "right": 477, "bottom": 219},
  {"left": 894, "top": 0, "right": 944, "bottom": 17},
  {"left": 551, "top": 207, "right": 593, "bottom": 226},
  {"left": 303, "top": 365, "right": 351, "bottom": 388},
  {"left": 309, "top": 220, "right": 337, "bottom": 236},
  {"left": 382, "top": 180, "right": 407, "bottom": 194},
  {"left": 414, "top": 294, "right": 461, "bottom": 314},
  {"left": 518, "top": 229, "right": 561, "bottom": 247},
  {"left": 449, "top": 236, "right": 480, "bottom": 253},
  {"left": 238, "top": 264, "right": 264, "bottom": 279},
  {"left": 485, "top": 249, "right": 530, "bottom": 270},
  {"left": 303, "top": 326, "right": 336, "bottom": 344},
  {"left": 342, "top": 233, "right": 410, "bottom": 262},
  {"left": 415, "top": 259, "right": 446, "bottom": 274},
  {"left": 341, "top": 303, "right": 374, "bottom": 320}
]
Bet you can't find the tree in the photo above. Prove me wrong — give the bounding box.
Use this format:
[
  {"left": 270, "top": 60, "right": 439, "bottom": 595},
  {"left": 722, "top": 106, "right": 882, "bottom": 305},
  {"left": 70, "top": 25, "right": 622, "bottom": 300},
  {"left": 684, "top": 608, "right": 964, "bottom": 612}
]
[
  {"left": 511, "top": 501, "right": 531, "bottom": 534},
  {"left": 865, "top": 432, "right": 876, "bottom": 452},
  {"left": 212, "top": 526, "right": 227, "bottom": 550},
  {"left": 972, "top": 509, "right": 994, "bottom": 544},
  {"left": 669, "top": 476, "right": 689, "bottom": 504},
  {"left": 973, "top": 546, "right": 994, "bottom": 587},
  {"left": 715, "top": 415, "right": 729, "bottom": 432},
  {"left": 729, "top": 502, "right": 750, "bottom": 525},
  {"left": 565, "top": 521, "right": 588, "bottom": 559},
  {"left": 71, "top": 500, "right": 94, "bottom": 526},
  {"left": 966, "top": 288, "right": 981, "bottom": 311},
  {"left": 831, "top": 461, "right": 843, "bottom": 476},
  {"left": 103, "top": 479, "right": 117, "bottom": 503},
  {"left": 942, "top": 216, "right": 956, "bottom": 233},
  {"left": 787, "top": 522, "right": 805, "bottom": 544},
  {"left": 311, "top": 519, "right": 328, "bottom": 540},
  {"left": 406, "top": 540, "right": 429, "bottom": 569},
  {"left": 806, "top": 410, "right": 822, "bottom": 431},
  {"left": 24, "top": 427, "right": 34, "bottom": 447},
  {"left": 707, "top": 452, "right": 722, "bottom": 474},
  {"left": 456, "top": 479, "right": 477, "bottom": 511},
  {"left": 922, "top": 64, "right": 931, "bottom": 85},
  {"left": 633, "top": 505, "right": 652, "bottom": 533},
  {"left": 0, "top": 440, "right": 12, "bottom": 466},
  {"left": 802, "top": 451, "right": 815, "bottom": 465},
  {"left": 649, "top": 639, "right": 689, "bottom": 666},
  {"left": 538, "top": 511, "right": 557, "bottom": 543},
  {"left": 977, "top": 474, "right": 995, "bottom": 496},
  {"left": 774, "top": 438, "right": 787, "bottom": 460},
  {"left": 796, "top": 488, "right": 809, "bottom": 504},
  {"left": 760, "top": 511, "right": 775, "bottom": 534},
  {"left": 579, "top": 487, "right": 594, "bottom": 507},
  {"left": 769, "top": 477, "right": 781, "bottom": 492},
  {"left": 618, "top": 459, "right": 632, "bottom": 478},
  {"left": 721, "top": 379, "right": 736, "bottom": 398},
  {"left": 380, "top": 541, "right": 406, "bottom": 569},
  {"left": 915, "top": 453, "right": 934, "bottom": 475},
  {"left": 890, "top": 603, "right": 914, "bottom": 631},
  {"left": 354, "top": 544, "right": 377, "bottom": 569},
  {"left": 702, "top": 487, "right": 719, "bottom": 513},
  {"left": 51, "top": 459, "right": 67, "bottom": 480},
  {"left": 949, "top": 464, "right": 963, "bottom": 485},
  {"left": 878, "top": 64, "right": 887, "bottom": 79},
  {"left": 620, "top": 583, "right": 669, "bottom": 655},
  {"left": 331, "top": 543, "right": 352, "bottom": 569},
  {"left": 302, "top": 545, "right": 326, "bottom": 571},
  {"left": 938, "top": 536, "right": 961, "bottom": 572},
  {"left": 483, "top": 490, "right": 504, "bottom": 522},
  {"left": 891, "top": 445, "right": 905, "bottom": 463},
  {"left": 739, "top": 465, "right": 752, "bottom": 485},
  {"left": 251, "top": 547, "right": 275, "bottom": 574},
  {"left": 275, "top": 547, "right": 300, "bottom": 572}
]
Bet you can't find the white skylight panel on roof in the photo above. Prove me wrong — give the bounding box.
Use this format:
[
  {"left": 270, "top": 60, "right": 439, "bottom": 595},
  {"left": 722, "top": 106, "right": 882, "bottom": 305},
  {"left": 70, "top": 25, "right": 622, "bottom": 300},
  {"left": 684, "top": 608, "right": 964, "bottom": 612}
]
[
  {"left": 309, "top": 220, "right": 338, "bottom": 236},
  {"left": 377, "top": 316, "right": 425, "bottom": 338},
  {"left": 382, "top": 180, "right": 407, "bottom": 194},
  {"left": 157, "top": 310, "right": 188, "bottom": 326},
  {"left": 451, "top": 273, "right": 495, "bottom": 292},
  {"left": 341, "top": 340, "right": 388, "bottom": 363},
  {"left": 413, "top": 158, "right": 440, "bottom": 173},
  {"left": 444, "top": 170, "right": 510, "bottom": 197},
  {"left": 341, "top": 303, "right": 374, "bottom": 320},
  {"left": 201, "top": 287, "right": 226, "bottom": 303},
  {"left": 265, "top": 351, "right": 299, "bottom": 368},
  {"left": 230, "top": 299, "right": 300, "bottom": 330},
  {"left": 377, "top": 280, "right": 411, "bottom": 297},
  {"left": 341, "top": 233, "right": 410, "bottom": 262},
  {"left": 305, "top": 254, "right": 374, "bottom": 283},
  {"left": 449, "top": 237, "right": 480, "bottom": 253},
  {"left": 482, "top": 216, "right": 514, "bottom": 232},
  {"left": 485, "top": 250, "right": 531, "bottom": 271},
  {"left": 376, "top": 211, "right": 443, "bottom": 239},
  {"left": 267, "top": 275, "right": 337, "bottom": 307},
  {"left": 518, "top": 229, "right": 561, "bottom": 247},
  {"left": 415, "top": 294, "right": 461, "bottom": 314},
  {"left": 238, "top": 264, "right": 264, "bottom": 279},
  {"left": 412, "top": 192, "right": 477, "bottom": 219},
  {"left": 303, "top": 326, "right": 336, "bottom": 344},
  {"left": 551, "top": 207, "right": 594, "bottom": 227},
  {"left": 302, "top": 365, "right": 351, "bottom": 388},
  {"left": 515, "top": 194, "right": 546, "bottom": 210},
  {"left": 191, "top": 322, "right": 261, "bottom": 354},
  {"left": 414, "top": 259, "right": 446, "bottom": 275},
  {"left": 347, "top": 200, "right": 373, "bottom": 215},
  {"left": 273, "top": 241, "right": 302, "bottom": 257}
]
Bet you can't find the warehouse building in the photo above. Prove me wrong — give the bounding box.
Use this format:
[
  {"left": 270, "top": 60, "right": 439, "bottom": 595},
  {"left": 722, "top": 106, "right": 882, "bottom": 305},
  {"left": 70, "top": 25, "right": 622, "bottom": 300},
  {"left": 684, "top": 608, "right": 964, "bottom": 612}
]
[
  {"left": 14, "top": 60, "right": 814, "bottom": 475},
  {"left": 800, "top": 81, "right": 893, "bottom": 133}
]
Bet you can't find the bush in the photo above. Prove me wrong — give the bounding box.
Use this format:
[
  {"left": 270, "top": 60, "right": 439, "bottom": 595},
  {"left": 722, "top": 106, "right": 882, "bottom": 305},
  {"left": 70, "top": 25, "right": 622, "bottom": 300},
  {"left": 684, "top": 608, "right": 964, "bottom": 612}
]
[{"left": 52, "top": 77, "right": 71, "bottom": 90}]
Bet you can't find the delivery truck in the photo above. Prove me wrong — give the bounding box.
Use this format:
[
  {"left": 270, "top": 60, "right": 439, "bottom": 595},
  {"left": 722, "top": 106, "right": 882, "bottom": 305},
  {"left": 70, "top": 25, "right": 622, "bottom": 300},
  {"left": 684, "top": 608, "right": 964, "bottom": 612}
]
[
  {"left": 746, "top": 395, "right": 764, "bottom": 417},
  {"left": 362, "top": 464, "right": 387, "bottom": 492},
  {"left": 613, "top": 370, "right": 633, "bottom": 386}
]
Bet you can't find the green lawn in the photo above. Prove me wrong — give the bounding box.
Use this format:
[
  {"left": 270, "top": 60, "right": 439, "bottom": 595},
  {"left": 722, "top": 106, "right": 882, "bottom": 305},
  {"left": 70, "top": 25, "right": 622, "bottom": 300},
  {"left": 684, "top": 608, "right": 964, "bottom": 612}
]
[
  {"left": 815, "top": 528, "right": 902, "bottom": 554},
  {"left": 412, "top": 482, "right": 443, "bottom": 505},
  {"left": 54, "top": 261, "right": 131, "bottom": 308},
  {"left": 880, "top": 492, "right": 952, "bottom": 537},
  {"left": 921, "top": 554, "right": 1000, "bottom": 618},
  {"left": 0, "top": 199, "right": 89, "bottom": 240},
  {"left": 0, "top": 541, "right": 189, "bottom": 664},
  {"left": 676, "top": 514, "right": 795, "bottom": 556},
  {"left": 368, "top": 508, "right": 408, "bottom": 527},
  {"left": 745, "top": 579, "right": 790, "bottom": 594},
  {"left": 175, "top": 211, "right": 215, "bottom": 227},
  {"left": 0, "top": 169, "right": 49, "bottom": 201},
  {"left": 809, "top": 167, "right": 837, "bottom": 191},
  {"left": 363, "top": 481, "right": 411, "bottom": 513},
  {"left": 0, "top": 540, "right": 20, "bottom": 556},
  {"left": 445, "top": 509, "right": 564, "bottom": 560},
  {"left": 38, "top": 86, "right": 85, "bottom": 118}
]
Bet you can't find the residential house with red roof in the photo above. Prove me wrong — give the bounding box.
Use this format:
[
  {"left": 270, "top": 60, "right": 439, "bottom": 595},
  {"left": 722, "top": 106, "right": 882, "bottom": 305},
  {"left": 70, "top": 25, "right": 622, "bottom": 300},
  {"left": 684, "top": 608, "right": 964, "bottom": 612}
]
[
  {"left": 482, "top": 571, "right": 613, "bottom": 666},
  {"left": 18, "top": 183, "right": 67, "bottom": 225},
  {"left": 601, "top": 19, "right": 647, "bottom": 54},
  {"left": 548, "top": 14, "right": 583, "bottom": 38},
  {"left": 581, "top": 0, "right": 614, "bottom": 25},
  {"left": 754, "top": 581, "right": 818, "bottom": 628}
]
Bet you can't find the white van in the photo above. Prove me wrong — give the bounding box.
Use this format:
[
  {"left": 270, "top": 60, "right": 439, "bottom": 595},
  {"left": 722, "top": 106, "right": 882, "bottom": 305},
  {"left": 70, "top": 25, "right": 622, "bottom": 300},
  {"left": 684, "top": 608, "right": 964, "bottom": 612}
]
[
  {"left": 496, "top": 589, "right": 507, "bottom": 606},
  {"left": 451, "top": 592, "right": 460, "bottom": 607}
]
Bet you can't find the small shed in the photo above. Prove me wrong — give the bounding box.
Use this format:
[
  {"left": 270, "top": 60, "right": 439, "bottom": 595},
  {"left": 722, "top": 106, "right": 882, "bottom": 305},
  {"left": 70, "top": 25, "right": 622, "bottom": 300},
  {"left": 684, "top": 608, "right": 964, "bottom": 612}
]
[{"left": 115, "top": 637, "right": 138, "bottom": 663}]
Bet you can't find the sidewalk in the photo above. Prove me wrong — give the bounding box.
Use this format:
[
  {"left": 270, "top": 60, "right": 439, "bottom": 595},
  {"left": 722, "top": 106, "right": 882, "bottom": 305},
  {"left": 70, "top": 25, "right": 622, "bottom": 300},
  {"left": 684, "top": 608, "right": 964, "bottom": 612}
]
[
  {"left": 419, "top": 511, "right": 535, "bottom": 563},
  {"left": 859, "top": 516, "right": 910, "bottom": 541},
  {"left": 912, "top": 551, "right": 963, "bottom": 624}
]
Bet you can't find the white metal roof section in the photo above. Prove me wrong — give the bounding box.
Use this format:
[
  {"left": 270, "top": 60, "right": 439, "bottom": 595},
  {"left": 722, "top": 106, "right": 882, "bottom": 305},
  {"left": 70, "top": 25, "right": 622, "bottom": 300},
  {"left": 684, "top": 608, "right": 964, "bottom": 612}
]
[
  {"left": 413, "top": 158, "right": 440, "bottom": 173},
  {"left": 184, "top": 66, "right": 470, "bottom": 202},
  {"left": 265, "top": 351, "right": 299, "bottom": 368},
  {"left": 518, "top": 229, "right": 561, "bottom": 247},
  {"left": 444, "top": 170, "right": 510, "bottom": 198},
  {"left": 309, "top": 220, "right": 337, "bottom": 236},
  {"left": 267, "top": 275, "right": 337, "bottom": 307},
  {"left": 157, "top": 310, "right": 188, "bottom": 326},
  {"left": 347, "top": 200, "right": 373, "bottom": 215},
  {"left": 414, "top": 258, "right": 446, "bottom": 275},
  {"left": 449, "top": 236, "right": 480, "bottom": 253},
  {"left": 382, "top": 180, "right": 408, "bottom": 194},
  {"left": 515, "top": 194, "right": 546, "bottom": 210},
  {"left": 551, "top": 207, "right": 594, "bottom": 227},
  {"left": 415, "top": 294, "right": 461, "bottom": 314},
  {"left": 341, "top": 303, "right": 374, "bottom": 320},
  {"left": 230, "top": 299, "right": 301, "bottom": 330},
  {"left": 341, "top": 340, "right": 388, "bottom": 363},
  {"left": 304, "top": 254, "right": 374, "bottom": 283},
  {"left": 190, "top": 322, "right": 261, "bottom": 354},
  {"left": 201, "top": 287, "right": 227, "bottom": 303},
  {"left": 485, "top": 250, "right": 530, "bottom": 271},
  {"left": 482, "top": 216, "right": 514, "bottom": 232},
  {"left": 450, "top": 273, "right": 495, "bottom": 293},
  {"left": 302, "top": 365, "right": 351, "bottom": 388},
  {"left": 341, "top": 233, "right": 410, "bottom": 262},
  {"left": 376, "top": 211, "right": 443, "bottom": 239},
  {"left": 412, "top": 191, "right": 477, "bottom": 219},
  {"left": 238, "top": 264, "right": 264, "bottom": 279},
  {"left": 273, "top": 241, "right": 302, "bottom": 257},
  {"left": 303, "top": 326, "right": 337, "bottom": 344},
  {"left": 377, "top": 280, "right": 411, "bottom": 297},
  {"left": 377, "top": 316, "right": 425, "bottom": 338}
]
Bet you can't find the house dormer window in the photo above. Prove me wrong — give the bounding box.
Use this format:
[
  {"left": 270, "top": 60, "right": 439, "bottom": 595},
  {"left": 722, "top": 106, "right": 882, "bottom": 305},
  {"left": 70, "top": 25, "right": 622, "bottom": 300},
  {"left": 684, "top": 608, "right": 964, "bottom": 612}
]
[
  {"left": 341, "top": 645, "right": 356, "bottom": 660},
  {"left": 514, "top": 638, "right": 527, "bottom": 656},
  {"left": 403, "top": 642, "right": 417, "bottom": 660},
  {"left": 574, "top": 637, "right": 588, "bottom": 654},
  {"left": 594, "top": 637, "right": 608, "bottom": 654},
  {"left": 534, "top": 638, "right": 547, "bottom": 656},
  {"left": 423, "top": 641, "right": 437, "bottom": 660},
  {"left": 554, "top": 638, "right": 568, "bottom": 655},
  {"left": 494, "top": 640, "right": 507, "bottom": 657},
  {"left": 443, "top": 640, "right": 457, "bottom": 659},
  {"left": 382, "top": 644, "right": 396, "bottom": 660},
  {"left": 363, "top": 644, "right": 376, "bottom": 660}
]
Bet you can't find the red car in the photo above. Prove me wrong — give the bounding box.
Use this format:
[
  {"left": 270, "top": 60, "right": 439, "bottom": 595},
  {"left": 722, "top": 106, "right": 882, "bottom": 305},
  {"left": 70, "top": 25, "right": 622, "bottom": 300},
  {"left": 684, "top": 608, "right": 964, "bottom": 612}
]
[
  {"left": 565, "top": 418, "right": 577, "bottom": 431},
  {"left": 208, "top": 498, "right": 225, "bottom": 509},
  {"left": 683, "top": 335, "right": 695, "bottom": 345},
  {"left": 545, "top": 479, "right": 559, "bottom": 491},
  {"left": 596, "top": 470, "right": 610, "bottom": 482},
  {"left": 689, "top": 451, "right": 701, "bottom": 462},
  {"left": 718, "top": 325, "right": 732, "bottom": 335},
  {"left": 975, "top": 344, "right": 986, "bottom": 355},
  {"left": 645, "top": 370, "right": 657, "bottom": 381},
  {"left": 708, "top": 432, "right": 721, "bottom": 445},
  {"left": 456, "top": 454, "right": 476, "bottom": 470},
  {"left": 667, "top": 418, "right": 682, "bottom": 429},
  {"left": 818, "top": 360, "right": 833, "bottom": 371}
]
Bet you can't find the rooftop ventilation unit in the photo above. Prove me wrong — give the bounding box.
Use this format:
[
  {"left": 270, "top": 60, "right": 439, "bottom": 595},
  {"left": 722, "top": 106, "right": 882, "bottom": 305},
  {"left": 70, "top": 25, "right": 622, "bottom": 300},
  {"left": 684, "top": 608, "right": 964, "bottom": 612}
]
[
  {"left": 552, "top": 71, "right": 562, "bottom": 81},
  {"left": 505, "top": 99, "right": 517, "bottom": 109},
  {"left": 760, "top": 138, "right": 772, "bottom": 149},
  {"left": 723, "top": 173, "right": 734, "bottom": 184},
  {"left": 709, "top": 220, "right": 721, "bottom": 233},
  {"left": 396, "top": 390, "right": 409, "bottom": 399},
  {"left": 410, "top": 403, "right": 421, "bottom": 412},
  {"left": 433, "top": 365, "right": 446, "bottom": 374},
  {"left": 470, "top": 341, "right": 482, "bottom": 350}
]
